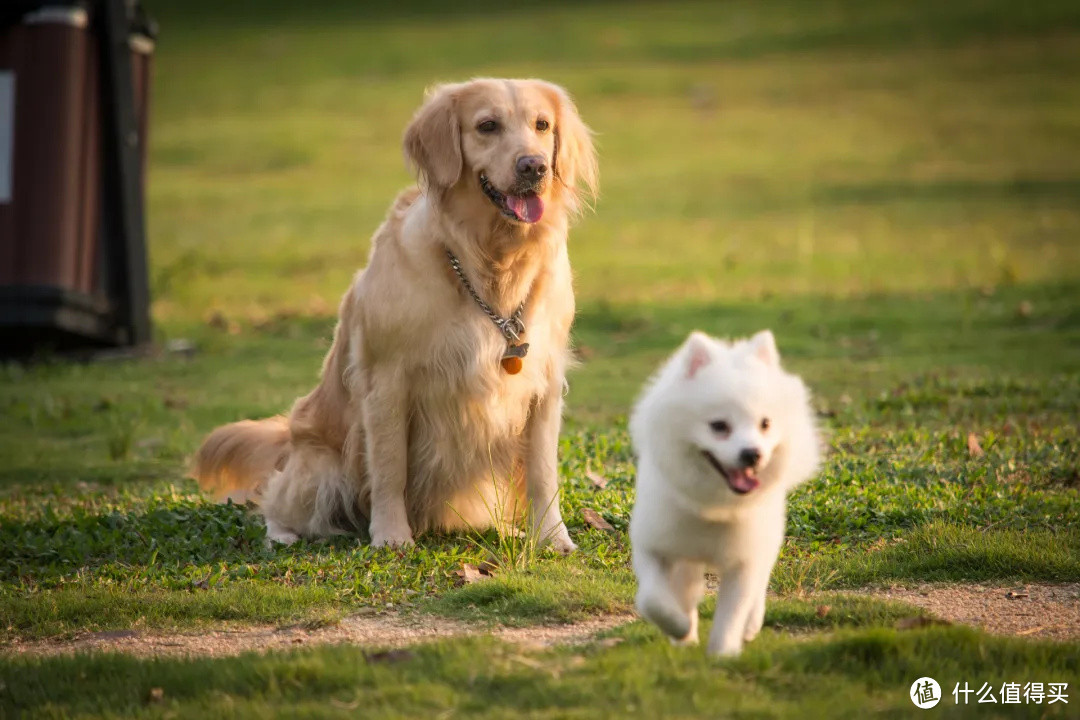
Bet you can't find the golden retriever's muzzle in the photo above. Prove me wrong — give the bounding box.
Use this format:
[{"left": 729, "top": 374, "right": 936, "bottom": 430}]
[{"left": 479, "top": 155, "right": 549, "bottom": 224}]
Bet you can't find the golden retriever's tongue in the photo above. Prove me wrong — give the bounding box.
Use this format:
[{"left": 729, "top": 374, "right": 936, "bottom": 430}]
[
  {"left": 506, "top": 194, "right": 544, "bottom": 223},
  {"left": 727, "top": 469, "right": 759, "bottom": 494}
]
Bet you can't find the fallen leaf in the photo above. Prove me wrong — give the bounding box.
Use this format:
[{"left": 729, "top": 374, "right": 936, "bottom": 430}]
[
  {"left": 365, "top": 649, "right": 414, "bottom": 664},
  {"left": 453, "top": 562, "right": 489, "bottom": 585},
  {"left": 1005, "top": 591, "right": 1029, "bottom": 599},
  {"left": 816, "top": 604, "right": 831, "bottom": 618},
  {"left": 477, "top": 558, "right": 499, "bottom": 576},
  {"left": 966, "top": 432, "right": 984, "bottom": 458},
  {"left": 585, "top": 470, "right": 609, "bottom": 490},
  {"left": 1016, "top": 626, "right": 1046, "bottom": 636},
  {"left": 147, "top": 687, "right": 165, "bottom": 704},
  {"left": 582, "top": 508, "right": 615, "bottom": 533},
  {"left": 1017, "top": 300, "right": 1033, "bottom": 318}
]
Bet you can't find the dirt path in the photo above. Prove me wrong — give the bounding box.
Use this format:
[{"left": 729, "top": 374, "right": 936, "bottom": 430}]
[
  {"left": 3, "top": 612, "right": 637, "bottom": 659},
  {"left": 864, "top": 582, "right": 1080, "bottom": 642},
  {"left": 4, "top": 582, "right": 1077, "bottom": 659}
]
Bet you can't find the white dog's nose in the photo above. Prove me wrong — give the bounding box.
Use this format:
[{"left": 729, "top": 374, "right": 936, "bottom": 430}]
[{"left": 739, "top": 447, "right": 761, "bottom": 467}]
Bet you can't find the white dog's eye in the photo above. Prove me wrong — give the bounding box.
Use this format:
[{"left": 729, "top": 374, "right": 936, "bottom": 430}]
[
  {"left": 477, "top": 120, "right": 500, "bottom": 134},
  {"left": 709, "top": 420, "right": 731, "bottom": 435},
  {"left": 761, "top": 418, "right": 771, "bottom": 431},
  {"left": 535, "top": 118, "right": 550, "bottom": 132}
]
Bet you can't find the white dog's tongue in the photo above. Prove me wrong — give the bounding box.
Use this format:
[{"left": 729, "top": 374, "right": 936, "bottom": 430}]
[
  {"left": 506, "top": 194, "right": 544, "bottom": 223},
  {"left": 727, "top": 469, "right": 759, "bottom": 494}
]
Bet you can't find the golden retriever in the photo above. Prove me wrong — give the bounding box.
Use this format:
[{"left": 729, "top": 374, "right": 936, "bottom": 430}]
[{"left": 192, "top": 79, "right": 597, "bottom": 551}]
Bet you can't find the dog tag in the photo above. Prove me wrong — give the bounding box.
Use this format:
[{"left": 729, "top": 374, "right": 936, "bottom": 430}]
[{"left": 501, "top": 343, "right": 529, "bottom": 374}]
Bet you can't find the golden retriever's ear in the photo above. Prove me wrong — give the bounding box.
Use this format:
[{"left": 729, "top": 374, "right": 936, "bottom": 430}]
[
  {"left": 540, "top": 82, "right": 598, "bottom": 212},
  {"left": 403, "top": 84, "right": 463, "bottom": 191}
]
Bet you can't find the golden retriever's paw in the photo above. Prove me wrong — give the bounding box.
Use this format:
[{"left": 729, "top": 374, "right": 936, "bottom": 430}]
[
  {"left": 369, "top": 514, "right": 414, "bottom": 548},
  {"left": 369, "top": 527, "right": 415, "bottom": 548},
  {"left": 546, "top": 525, "right": 578, "bottom": 554},
  {"left": 264, "top": 519, "right": 300, "bottom": 547}
]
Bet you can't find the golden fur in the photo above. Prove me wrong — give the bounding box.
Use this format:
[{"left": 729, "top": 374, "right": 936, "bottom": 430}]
[{"left": 192, "top": 79, "right": 597, "bottom": 548}]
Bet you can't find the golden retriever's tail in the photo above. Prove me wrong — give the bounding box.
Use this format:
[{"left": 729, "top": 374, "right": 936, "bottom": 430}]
[{"left": 191, "top": 417, "right": 290, "bottom": 504}]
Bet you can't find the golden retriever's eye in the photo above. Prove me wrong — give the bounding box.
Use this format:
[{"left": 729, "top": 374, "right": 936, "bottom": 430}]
[
  {"left": 709, "top": 420, "right": 731, "bottom": 435},
  {"left": 760, "top": 418, "right": 771, "bottom": 431},
  {"left": 477, "top": 120, "right": 499, "bottom": 134},
  {"left": 535, "top": 118, "right": 550, "bottom": 132}
]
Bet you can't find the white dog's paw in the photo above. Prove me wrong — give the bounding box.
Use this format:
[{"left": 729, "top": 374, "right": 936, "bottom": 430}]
[
  {"left": 706, "top": 636, "right": 744, "bottom": 658},
  {"left": 264, "top": 519, "right": 300, "bottom": 547},
  {"left": 670, "top": 631, "right": 699, "bottom": 647},
  {"left": 671, "top": 610, "right": 699, "bottom": 646},
  {"left": 637, "top": 594, "right": 692, "bottom": 641}
]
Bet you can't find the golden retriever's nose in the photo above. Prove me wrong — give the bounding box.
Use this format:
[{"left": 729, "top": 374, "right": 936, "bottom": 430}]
[{"left": 515, "top": 155, "right": 548, "bottom": 183}]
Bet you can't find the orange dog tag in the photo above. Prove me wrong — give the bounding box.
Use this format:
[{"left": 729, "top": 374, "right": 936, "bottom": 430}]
[
  {"left": 501, "top": 343, "right": 528, "bottom": 374},
  {"left": 501, "top": 356, "right": 523, "bottom": 374}
]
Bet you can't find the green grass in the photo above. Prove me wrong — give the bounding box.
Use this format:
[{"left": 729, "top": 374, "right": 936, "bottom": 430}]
[
  {"left": 3, "top": 622, "right": 1078, "bottom": 718},
  {"left": 2, "top": 0, "right": 1080, "bottom": 715}
]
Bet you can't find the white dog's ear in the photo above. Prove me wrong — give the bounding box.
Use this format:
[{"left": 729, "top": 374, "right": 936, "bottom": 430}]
[
  {"left": 537, "top": 81, "right": 598, "bottom": 213},
  {"left": 748, "top": 330, "right": 780, "bottom": 367},
  {"left": 403, "top": 84, "right": 463, "bottom": 192},
  {"left": 683, "top": 331, "right": 714, "bottom": 378}
]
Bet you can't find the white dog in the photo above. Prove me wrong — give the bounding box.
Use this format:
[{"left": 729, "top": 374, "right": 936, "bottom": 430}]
[{"left": 629, "top": 330, "right": 822, "bottom": 656}]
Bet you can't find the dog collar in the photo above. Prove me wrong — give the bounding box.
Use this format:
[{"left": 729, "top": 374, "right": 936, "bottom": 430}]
[{"left": 445, "top": 248, "right": 530, "bottom": 374}]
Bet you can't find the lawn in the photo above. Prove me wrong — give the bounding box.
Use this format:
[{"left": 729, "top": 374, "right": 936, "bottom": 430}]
[{"left": 2, "top": 0, "right": 1079, "bottom": 716}]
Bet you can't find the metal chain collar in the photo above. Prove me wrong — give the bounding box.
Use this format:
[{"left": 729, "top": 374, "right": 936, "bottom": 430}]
[{"left": 445, "top": 248, "right": 526, "bottom": 343}]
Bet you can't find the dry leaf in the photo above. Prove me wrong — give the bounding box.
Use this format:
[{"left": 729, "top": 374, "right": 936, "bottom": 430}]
[
  {"left": 1005, "top": 591, "right": 1029, "bottom": 599},
  {"left": 453, "top": 562, "right": 490, "bottom": 585},
  {"left": 586, "top": 470, "right": 609, "bottom": 490},
  {"left": 966, "top": 432, "right": 984, "bottom": 458},
  {"left": 815, "top": 604, "right": 831, "bottom": 618},
  {"left": 1017, "top": 300, "right": 1033, "bottom": 318},
  {"left": 147, "top": 687, "right": 165, "bottom": 704},
  {"left": 582, "top": 508, "right": 615, "bottom": 532}
]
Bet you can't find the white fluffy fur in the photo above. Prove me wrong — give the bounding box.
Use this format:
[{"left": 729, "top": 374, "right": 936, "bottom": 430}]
[{"left": 629, "top": 330, "right": 822, "bottom": 656}]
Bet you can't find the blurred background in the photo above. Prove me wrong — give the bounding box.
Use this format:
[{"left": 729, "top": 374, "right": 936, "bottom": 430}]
[{"left": 134, "top": 0, "right": 1080, "bottom": 418}]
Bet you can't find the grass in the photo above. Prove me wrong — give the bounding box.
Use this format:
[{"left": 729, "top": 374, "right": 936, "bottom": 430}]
[
  {"left": 2, "top": 0, "right": 1079, "bottom": 715},
  {"left": 3, "top": 623, "right": 1078, "bottom": 718}
]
